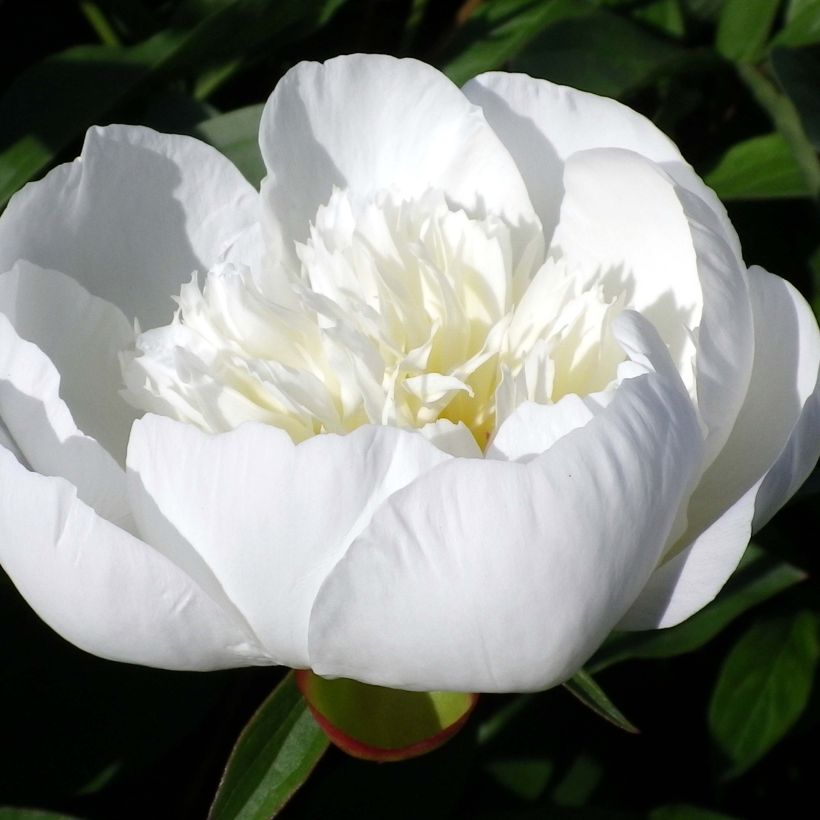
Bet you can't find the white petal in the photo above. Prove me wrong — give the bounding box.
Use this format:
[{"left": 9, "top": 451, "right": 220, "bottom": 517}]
[
  {"left": 747, "top": 268, "right": 820, "bottom": 529},
  {"left": 621, "top": 267, "right": 820, "bottom": 628},
  {"left": 0, "top": 310, "right": 128, "bottom": 523},
  {"left": 552, "top": 148, "right": 753, "bottom": 466},
  {"left": 0, "top": 261, "right": 137, "bottom": 463},
  {"left": 487, "top": 395, "right": 597, "bottom": 462},
  {"left": 126, "top": 418, "right": 451, "bottom": 668},
  {"left": 308, "top": 314, "right": 702, "bottom": 692},
  {"left": 617, "top": 479, "right": 759, "bottom": 630},
  {"left": 0, "top": 125, "right": 258, "bottom": 330},
  {"left": 673, "top": 186, "right": 754, "bottom": 468},
  {"left": 553, "top": 149, "right": 701, "bottom": 352},
  {"left": 259, "top": 55, "right": 541, "bottom": 269},
  {"left": 0, "top": 447, "right": 269, "bottom": 670},
  {"left": 419, "top": 420, "right": 483, "bottom": 458},
  {"left": 462, "top": 71, "right": 742, "bottom": 261}
]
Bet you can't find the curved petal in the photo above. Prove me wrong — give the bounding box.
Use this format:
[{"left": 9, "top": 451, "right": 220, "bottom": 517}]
[
  {"left": 308, "top": 314, "right": 703, "bottom": 692},
  {"left": 0, "top": 311, "right": 128, "bottom": 523},
  {"left": 621, "top": 267, "right": 820, "bottom": 628},
  {"left": 747, "top": 269, "right": 820, "bottom": 529},
  {"left": 0, "top": 447, "right": 270, "bottom": 670},
  {"left": 0, "top": 125, "right": 258, "bottom": 330},
  {"left": 126, "top": 419, "right": 451, "bottom": 668},
  {"left": 0, "top": 261, "right": 137, "bottom": 463},
  {"left": 551, "top": 148, "right": 753, "bottom": 468},
  {"left": 259, "top": 55, "right": 541, "bottom": 270},
  {"left": 617, "top": 479, "right": 759, "bottom": 629},
  {"left": 462, "top": 71, "right": 742, "bottom": 262},
  {"left": 487, "top": 394, "right": 598, "bottom": 462}
]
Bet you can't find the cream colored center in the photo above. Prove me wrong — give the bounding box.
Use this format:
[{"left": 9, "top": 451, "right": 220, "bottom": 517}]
[{"left": 122, "top": 188, "right": 628, "bottom": 450}]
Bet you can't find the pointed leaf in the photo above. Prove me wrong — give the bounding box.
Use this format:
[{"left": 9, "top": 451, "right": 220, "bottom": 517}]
[
  {"left": 708, "top": 610, "right": 819, "bottom": 778},
  {"left": 705, "top": 132, "right": 812, "bottom": 199},
  {"left": 0, "top": 812, "right": 85, "bottom": 820},
  {"left": 511, "top": 8, "right": 686, "bottom": 99},
  {"left": 484, "top": 757, "right": 553, "bottom": 801},
  {"left": 716, "top": 0, "right": 781, "bottom": 62},
  {"left": 193, "top": 104, "right": 265, "bottom": 186},
  {"left": 772, "top": 0, "right": 820, "bottom": 47},
  {"left": 209, "top": 672, "right": 328, "bottom": 820},
  {"left": 442, "top": 0, "right": 593, "bottom": 87},
  {"left": 562, "top": 669, "right": 639, "bottom": 734}
]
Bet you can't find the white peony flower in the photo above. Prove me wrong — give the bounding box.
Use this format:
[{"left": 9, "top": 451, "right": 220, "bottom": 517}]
[{"left": 0, "top": 55, "right": 818, "bottom": 693}]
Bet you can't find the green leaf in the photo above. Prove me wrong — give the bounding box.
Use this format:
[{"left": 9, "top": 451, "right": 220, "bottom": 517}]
[
  {"left": 193, "top": 104, "right": 266, "bottom": 187},
  {"left": 632, "top": 0, "right": 687, "bottom": 38},
  {"left": 650, "top": 805, "right": 742, "bottom": 820},
  {"left": 208, "top": 672, "right": 328, "bottom": 820},
  {"left": 484, "top": 757, "right": 553, "bottom": 801},
  {"left": 172, "top": 0, "right": 350, "bottom": 98},
  {"left": 510, "top": 8, "right": 686, "bottom": 99},
  {"left": 716, "top": 0, "right": 781, "bottom": 62},
  {"left": 705, "top": 132, "right": 813, "bottom": 198},
  {"left": 0, "top": 35, "right": 180, "bottom": 208},
  {"left": 708, "top": 610, "right": 819, "bottom": 777},
  {"left": 0, "top": 0, "right": 345, "bottom": 208},
  {"left": 590, "top": 544, "right": 806, "bottom": 671},
  {"left": 441, "top": 0, "right": 593, "bottom": 87},
  {"left": 771, "top": 46, "right": 820, "bottom": 149},
  {"left": 773, "top": 1, "right": 820, "bottom": 47},
  {"left": 786, "top": 0, "right": 820, "bottom": 20},
  {"left": 477, "top": 694, "right": 535, "bottom": 745},
  {"left": 0, "top": 812, "right": 84, "bottom": 820},
  {"left": 736, "top": 62, "right": 820, "bottom": 195},
  {"left": 562, "top": 669, "right": 639, "bottom": 733},
  {"left": 550, "top": 753, "right": 603, "bottom": 808}
]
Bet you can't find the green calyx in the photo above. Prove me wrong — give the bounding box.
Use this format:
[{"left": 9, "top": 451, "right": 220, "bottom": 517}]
[{"left": 296, "top": 670, "right": 478, "bottom": 762}]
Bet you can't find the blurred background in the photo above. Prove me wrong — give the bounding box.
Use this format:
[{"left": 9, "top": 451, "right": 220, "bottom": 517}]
[{"left": 1, "top": 1, "right": 819, "bottom": 818}]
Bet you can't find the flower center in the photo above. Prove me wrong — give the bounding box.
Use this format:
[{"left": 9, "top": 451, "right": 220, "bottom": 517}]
[{"left": 122, "top": 188, "right": 628, "bottom": 450}]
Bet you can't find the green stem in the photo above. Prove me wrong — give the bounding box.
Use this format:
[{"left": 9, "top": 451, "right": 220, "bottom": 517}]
[
  {"left": 737, "top": 62, "right": 820, "bottom": 198},
  {"left": 79, "top": 1, "right": 121, "bottom": 46}
]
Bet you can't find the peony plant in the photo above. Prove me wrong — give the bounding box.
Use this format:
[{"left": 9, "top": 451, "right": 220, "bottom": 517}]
[{"left": 0, "top": 55, "right": 818, "bottom": 699}]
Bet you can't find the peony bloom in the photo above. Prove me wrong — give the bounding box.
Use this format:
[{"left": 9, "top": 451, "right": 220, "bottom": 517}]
[{"left": 0, "top": 54, "right": 818, "bottom": 694}]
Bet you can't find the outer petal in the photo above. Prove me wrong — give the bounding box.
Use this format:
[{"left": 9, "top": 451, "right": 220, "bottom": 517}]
[
  {"left": 0, "top": 447, "right": 270, "bottom": 670},
  {"left": 551, "top": 148, "right": 753, "bottom": 469},
  {"left": 0, "top": 304, "right": 129, "bottom": 523},
  {"left": 0, "top": 261, "right": 137, "bottom": 464},
  {"left": 0, "top": 125, "right": 258, "bottom": 330},
  {"left": 308, "top": 314, "right": 703, "bottom": 693},
  {"left": 746, "top": 268, "right": 820, "bottom": 529},
  {"left": 462, "top": 71, "right": 742, "bottom": 262},
  {"left": 126, "top": 419, "right": 451, "bottom": 668},
  {"left": 259, "top": 55, "right": 541, "bottom": 269},
  {"left": 621, "top": 267, "right": 820, "bottom": 628}
]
